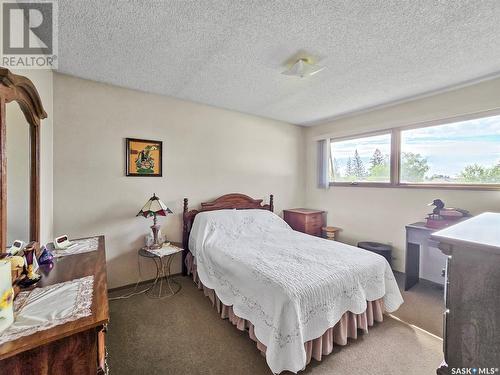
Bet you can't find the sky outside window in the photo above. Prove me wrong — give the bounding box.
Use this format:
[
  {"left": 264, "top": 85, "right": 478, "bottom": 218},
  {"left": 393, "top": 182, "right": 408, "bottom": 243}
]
[
  {"left": 400, "top": 115, "right": 500, "bottom": 184},
  {"left": 330, "top": 113, "right": 500, "bottom": 185},
  {"left": 331, "top": 133, "right": 391, "bottom": 182}
]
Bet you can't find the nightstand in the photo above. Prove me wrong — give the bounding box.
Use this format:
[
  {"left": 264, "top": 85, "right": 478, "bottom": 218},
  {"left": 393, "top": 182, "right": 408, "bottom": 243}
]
[
  {"left": 283, "top": 208, "right": 325, "bottom": 236},
  {"left": 322, "top": 226, "right": 341, "bottom": 240},
  {"left": 138, "top": 242, "right": 183, "bottom": 298}
]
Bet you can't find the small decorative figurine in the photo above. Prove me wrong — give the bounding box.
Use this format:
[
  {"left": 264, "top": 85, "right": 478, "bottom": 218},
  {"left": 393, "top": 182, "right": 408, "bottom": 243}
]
[
  {"left": 38, "top": 246, "right": 54, "bottom": 265},
  {"left": 428, "top": 199, "right": 445, "bottom": 215},
  {"left": 19, "top": 241, "right": 42, "bottom": 288},
  {"left": 425, "top": 199, "right": 470, "bottom": 229},
  {"left": 8, "top": 256, "right": 24, "bottom": 282}
]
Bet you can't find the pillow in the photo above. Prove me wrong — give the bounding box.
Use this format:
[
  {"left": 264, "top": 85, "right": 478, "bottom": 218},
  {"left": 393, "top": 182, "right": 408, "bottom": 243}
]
[{"left": 188, "top": 209, "right": 290, "bottom": 256}]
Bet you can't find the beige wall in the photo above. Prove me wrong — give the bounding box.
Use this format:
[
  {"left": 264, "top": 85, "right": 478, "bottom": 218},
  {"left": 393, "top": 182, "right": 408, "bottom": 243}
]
[
  {"left": 32, "top": 70, "right": 54, "bottom": 245},
  {"left": 305, "top": 77, "right": 500, "bottom": 272},
  {"left": 53, "top": 74, "right": 305, "bottom": 288},
  {"left": 52, "top": 71, "right": 500, "bottom": 286},
  {"left": 6, "top": 69, "right": 54, "bottom": 245}
]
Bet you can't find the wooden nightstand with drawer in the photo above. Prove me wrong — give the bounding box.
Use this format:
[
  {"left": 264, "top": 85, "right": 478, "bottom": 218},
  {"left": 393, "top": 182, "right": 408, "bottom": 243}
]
[{"left": 283, "top": 208, "right": 325, "bottom": 236}]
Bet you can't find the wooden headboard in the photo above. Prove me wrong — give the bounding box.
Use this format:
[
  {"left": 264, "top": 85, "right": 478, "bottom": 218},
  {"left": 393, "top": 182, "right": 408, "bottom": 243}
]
[{"left": 181, "top": 193, "right": 273, "bottom": 275}]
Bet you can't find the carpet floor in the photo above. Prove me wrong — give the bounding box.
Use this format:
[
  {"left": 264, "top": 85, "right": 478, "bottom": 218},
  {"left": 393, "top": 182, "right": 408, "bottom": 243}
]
[
  {"left": 391, "top": 272, "right": 445, "bottom": 338},
  {"left": 107, "top": 276, "right": 443, "bottom": 375}
]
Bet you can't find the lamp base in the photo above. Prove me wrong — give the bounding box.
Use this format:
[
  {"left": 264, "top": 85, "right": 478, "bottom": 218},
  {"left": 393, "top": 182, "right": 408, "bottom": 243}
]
[{"left": 150, "top": 223, "right": 161, "bottom": 249}]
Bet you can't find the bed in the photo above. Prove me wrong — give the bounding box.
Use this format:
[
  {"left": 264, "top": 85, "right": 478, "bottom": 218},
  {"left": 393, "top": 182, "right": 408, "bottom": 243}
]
[{"left": 182, "top": 194, "right": 403, "bottom": 374}]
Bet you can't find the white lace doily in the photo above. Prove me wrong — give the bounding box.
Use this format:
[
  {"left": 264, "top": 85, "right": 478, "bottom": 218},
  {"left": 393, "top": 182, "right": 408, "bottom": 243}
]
[
  {"left": 146, "top": 245, "right": 183, "bottom": 258},
  {"left": 0, "top": 275, "right": 94, "bottom": 345},
  {"left": 52, "top": 237, "right": 99, "bottom": 258}
]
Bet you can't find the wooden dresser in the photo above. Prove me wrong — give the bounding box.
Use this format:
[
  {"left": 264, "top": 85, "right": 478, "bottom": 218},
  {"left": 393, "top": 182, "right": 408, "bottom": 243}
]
[
  {"left": 0, "top": 236, "right": 109, "bottom": 375},
  {"left": 431, "top": 213, "right": 500, "bottom": 374},
  {"left": 283, "top": 208, "right": 325, "bottom": 236}
]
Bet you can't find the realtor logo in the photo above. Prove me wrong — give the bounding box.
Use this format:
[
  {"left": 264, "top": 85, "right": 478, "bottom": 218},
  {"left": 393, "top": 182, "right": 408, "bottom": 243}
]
[{"left": 1, "top": 0, "right": 58, "bottom": 69}]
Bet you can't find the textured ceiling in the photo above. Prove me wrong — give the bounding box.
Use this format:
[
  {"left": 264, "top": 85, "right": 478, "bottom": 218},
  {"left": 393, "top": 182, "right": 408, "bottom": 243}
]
[{"left": 57, "top": 1, "right": 500, "bottom": 126}]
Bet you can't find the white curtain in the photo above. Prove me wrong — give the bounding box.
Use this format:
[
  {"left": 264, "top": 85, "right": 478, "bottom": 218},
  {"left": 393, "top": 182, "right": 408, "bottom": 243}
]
[{"left": 317, "top": 139, "right": 331, "bottom": 189}]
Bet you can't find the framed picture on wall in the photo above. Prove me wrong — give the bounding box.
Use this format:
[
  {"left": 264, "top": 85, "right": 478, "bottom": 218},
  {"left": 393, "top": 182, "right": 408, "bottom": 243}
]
[{"left": 125, "top": 138, "right": 163, "bottom": 177}]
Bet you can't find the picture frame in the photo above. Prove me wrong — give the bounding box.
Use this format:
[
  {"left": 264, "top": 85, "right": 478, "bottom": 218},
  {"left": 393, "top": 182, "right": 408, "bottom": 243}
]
[{"left": 125, "top": 138, "right": 163, "bottom": 177}]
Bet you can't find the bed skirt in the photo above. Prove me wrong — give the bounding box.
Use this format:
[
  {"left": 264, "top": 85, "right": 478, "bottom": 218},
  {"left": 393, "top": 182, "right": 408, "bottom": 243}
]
[{"left": 185, "top": 253, "right": 385, "bottom": 370}]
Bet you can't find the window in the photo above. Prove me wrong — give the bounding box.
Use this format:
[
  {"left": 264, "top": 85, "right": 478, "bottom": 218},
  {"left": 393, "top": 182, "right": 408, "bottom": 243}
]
[
  {"left": 328, "top": 112, "right": 500, "bottom": 189},
  {"left": 330, "top": 133, "right": 391, "bottom": 183},
  {"left": 400, "top": 116, "right": 500, "bottom": 185}
]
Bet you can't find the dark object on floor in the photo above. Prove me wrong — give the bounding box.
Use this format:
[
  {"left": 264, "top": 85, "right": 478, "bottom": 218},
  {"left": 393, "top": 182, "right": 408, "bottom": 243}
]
[{"left": 357, "top": 241, "right": 392, "bottom": 267}]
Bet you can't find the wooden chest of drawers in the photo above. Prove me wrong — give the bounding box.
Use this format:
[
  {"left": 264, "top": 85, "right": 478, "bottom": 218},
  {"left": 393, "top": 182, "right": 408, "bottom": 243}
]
[
  {"left": 0, "top": 236, "right": 109, "bottom": 375},
  {"left": 283, "top": 208, "right": 325, "bottom": 236},
  {"left": 432, "top": 213, "right": 500, "bottom": 374}
]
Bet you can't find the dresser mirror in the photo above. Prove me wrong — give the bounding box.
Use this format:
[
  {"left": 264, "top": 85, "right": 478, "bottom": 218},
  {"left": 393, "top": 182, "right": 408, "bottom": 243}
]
[
  {"left": 6, "top": 102, "right": 30, "bottom": 246},
  {"left": 0, "top": 68, "right": 47, "bottom": 252}
]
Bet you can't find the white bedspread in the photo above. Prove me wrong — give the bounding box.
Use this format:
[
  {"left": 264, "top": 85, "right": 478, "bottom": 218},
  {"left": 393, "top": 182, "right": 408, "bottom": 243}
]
[{"left": 189, "top": 209, "right": 403, "bottom": 374}]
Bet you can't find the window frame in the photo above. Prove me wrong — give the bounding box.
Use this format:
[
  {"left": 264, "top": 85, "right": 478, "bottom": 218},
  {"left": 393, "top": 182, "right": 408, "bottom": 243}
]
[
  {"left": 328, "top": 110, "right": 500, "bottom": 191},
  {"left": 329, "top": 129, "right": 395, "bottom": 187}
]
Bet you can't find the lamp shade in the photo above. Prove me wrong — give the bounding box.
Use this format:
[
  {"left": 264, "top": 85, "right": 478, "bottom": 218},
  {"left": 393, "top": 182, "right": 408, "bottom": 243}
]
[{"left": 136, "top": 194, "right": 173, "bottom": 218}]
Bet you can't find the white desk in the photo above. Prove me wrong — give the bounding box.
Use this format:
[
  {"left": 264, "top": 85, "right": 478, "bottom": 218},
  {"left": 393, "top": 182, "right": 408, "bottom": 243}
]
[{"left": 405, "top": 222, "right": 447, "bottom": 290}]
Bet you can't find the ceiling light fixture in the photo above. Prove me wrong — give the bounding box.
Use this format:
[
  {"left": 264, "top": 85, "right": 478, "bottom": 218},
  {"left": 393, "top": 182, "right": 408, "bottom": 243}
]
[{"left": 282, "top": 58, "right": 325, "bottom": 78}]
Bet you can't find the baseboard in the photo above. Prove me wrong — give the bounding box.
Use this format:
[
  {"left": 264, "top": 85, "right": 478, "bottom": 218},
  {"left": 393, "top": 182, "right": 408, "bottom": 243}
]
[
  {"left": 108, "top": 272, "right": 184, "bottom": 293},
  {"left": 419, "top": 277, "right": 445, "bottom": 290},
  {"left": 393, "top": 270, "right": 444, "bottom": 290}
]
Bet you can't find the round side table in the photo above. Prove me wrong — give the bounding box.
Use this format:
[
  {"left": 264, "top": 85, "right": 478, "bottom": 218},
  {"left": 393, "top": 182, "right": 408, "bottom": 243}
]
[
  {"left": 138, "top": 244, "right": 182, "bottom": 298},
  {"left": 321, "top": 226, "right": 341, "bottom": 241}
]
